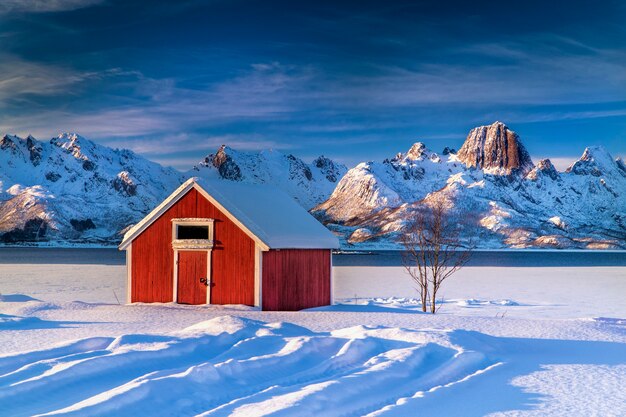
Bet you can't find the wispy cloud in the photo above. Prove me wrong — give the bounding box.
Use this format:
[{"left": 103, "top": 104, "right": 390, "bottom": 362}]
[
  {"left": 0, "top": 0, "right": 104, "bottom": 14},
  {"left": 1, "top": 62, "right": 316, "bottom": 138},
  {"left": 0, "top": 1, "right": 623, "bottom": 169},
  {"left": 0, "top": 55, "right": 83, "bottom": 102},
  {"left": 495, "top": 108, "right": 626, "bottom": 124},
  {"left": 0, "top": 54, "right": 134, "bottom": 105}
]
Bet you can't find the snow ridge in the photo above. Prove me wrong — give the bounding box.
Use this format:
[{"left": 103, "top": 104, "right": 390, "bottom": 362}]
[{"left": 0, "top": 316, "right": 494, "bottom": 417}]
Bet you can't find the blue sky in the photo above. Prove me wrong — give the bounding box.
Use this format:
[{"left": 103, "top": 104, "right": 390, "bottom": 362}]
[{"left": 0, "top": 0, "right": 624, "bottom": 170}]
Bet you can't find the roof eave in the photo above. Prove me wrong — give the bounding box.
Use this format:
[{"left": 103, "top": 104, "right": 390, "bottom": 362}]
[
  {"left": 118, "top": 178, "right": 272, "bottom": 252},
  {"left": 118, "top": 178, "right": 197, "bottom": 250}
]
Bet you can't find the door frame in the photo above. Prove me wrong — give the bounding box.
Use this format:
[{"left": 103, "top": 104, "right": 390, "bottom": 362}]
[
  {"left": 173, "top": 249, "right": 212, "bottom": 304},
  {"left": 171, "top": 218, "right": 215, "bottom": 305}
]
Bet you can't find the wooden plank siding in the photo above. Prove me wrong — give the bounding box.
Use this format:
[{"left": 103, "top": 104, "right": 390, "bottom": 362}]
[
  {"left": 131, "top": 189, "right": 196, "bottom": 302},
  {"left": 196, "top": 190, "right": 256, "bottom": 306},
  {"left": 262, "top": 249, "right": 331, "bottom": 311},
  {"left": 131, "top": 188, "right": 256, "bottom": 305}
]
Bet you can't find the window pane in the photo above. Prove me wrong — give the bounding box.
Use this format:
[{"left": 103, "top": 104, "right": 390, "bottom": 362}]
[{"left": 177, "top": 225, "right": 209, "bottom": 239}]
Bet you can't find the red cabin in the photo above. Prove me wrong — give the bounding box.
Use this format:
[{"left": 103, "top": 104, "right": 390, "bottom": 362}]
[{"left": 118, "top": 178, "right": 339, "bottom": 311}]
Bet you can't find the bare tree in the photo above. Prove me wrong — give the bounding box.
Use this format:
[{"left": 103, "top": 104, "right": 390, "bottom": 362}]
[{"left": 401, "top": 199, "right": 472, "bottom": 313}]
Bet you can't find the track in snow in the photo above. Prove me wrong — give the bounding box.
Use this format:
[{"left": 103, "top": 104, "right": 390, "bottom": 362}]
[{"left": 0, "top": 316, "right": 493, "bottom": 417}]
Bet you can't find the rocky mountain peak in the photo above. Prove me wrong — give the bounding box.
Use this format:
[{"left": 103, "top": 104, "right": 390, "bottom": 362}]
[
  {"left": 204, "top": 145, "right": 242, "bottom": 181},
  {"left": 51, "top": 132, "right": 92, "bottom": 161},
  {"left": 442, "top": 146, "right": 456, "bottom": 155},
  {"left": 313, "top": 155, "right": 345, "bottom": 182},
  {"left": 617, "top": 158, "right": 626, "bottom": 176},
  {"left": 404, "top": 142, "right": 427, "bottom": 160},
  {"left": 25, "top": 135, "right": 43, "bottom": 166},
  {"left": 212, "top": 144, "right": 228, "bottom": 165},
  {"left": 527, "top": 158, "right": 559, "bottom": 181},
  {"left": 0, "top": 134, "right": 43, "bottom": 165},
  {"left": 457, "top": 121, "right": 534, "bottom": 176},
  {"left": 112, "top": 171, "right": 137, "bottom": 196},
  {"left": 580, "top": 146, "right": 614, "bottom": 164},
  {"left": 566, "top": 146, "right": 616, "bottom": 177},
  {"left": 53, "top": 132, "right": 83, "bottom": 146},
  {"left": 0, "top": 134, "right": 18, "bottom": 152}
]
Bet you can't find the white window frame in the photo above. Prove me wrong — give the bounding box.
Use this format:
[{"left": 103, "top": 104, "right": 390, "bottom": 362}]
[{"left": 171, "top": 218, "right": 215, "bottom": 250}]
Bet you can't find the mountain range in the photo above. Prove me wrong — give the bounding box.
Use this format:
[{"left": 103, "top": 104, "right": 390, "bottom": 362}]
[
  {"left": 0, "top": 122, "right": 624, "bottom": 249},
  {"left": 314, "top": 122, "right": 626, "bottom": 249}
]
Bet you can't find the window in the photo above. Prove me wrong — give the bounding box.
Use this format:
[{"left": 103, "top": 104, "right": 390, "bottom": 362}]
[
  {"left": 177, "top": 225, "right": 209, "bottom": 240},
  {"left": 171, "top": 218, "right": 214, "bottom": 250}
]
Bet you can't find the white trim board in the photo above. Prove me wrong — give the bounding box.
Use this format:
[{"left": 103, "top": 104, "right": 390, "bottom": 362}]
[
  {"left": 126, "top": 243, "right": 132, "bottom": 304},
  {"left": 119, "top": 180, "right": 195, "bottom": 250},
  {"left": 329, "top": 249, "right": 334, "bottom": 306},
  {"left": 254, "top": 245, "right": 263, "bottom": 308}
]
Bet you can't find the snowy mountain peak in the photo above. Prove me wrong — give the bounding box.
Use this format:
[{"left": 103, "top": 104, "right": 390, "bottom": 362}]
[
  {"left": 526, "top": 159, "right": 559, "bottom": 181},
  {"left": 0, "top": 134, "right": 19, "bottom": 153},
  {"left": 404, "top": 142, "right": 427, "bottom": 160},
  {"left": 199, "top": 144, "right": 243, "bottom": 181},
  {"left": 192, "top": 145, "right": 347, "bottom": 209},
  {"left": 25, "top": 135, "right": 43, "bottom": 166},
  {"left": 54, "top": 132, "right": 85, "bottom": 144},
  {"left": 0, "top": 134, "right": 43, "bottom": 166},
  {"left": 313, "top": 155, "right": 345, "bottom": 182},
  {"left": 566, "top": 146, "right": 617, "bottom": 176},
  {"left": 580, "top": 146, "right": 615, "bottom": 165},
  {"left": 50, "top": 132, "right": 96, "bottom": 163},
  {"left": 442, "top": 146, "right": 456, "bottom": 155},
  {"left": 457, "top": 121, "right": 534, "bottom": 176}
]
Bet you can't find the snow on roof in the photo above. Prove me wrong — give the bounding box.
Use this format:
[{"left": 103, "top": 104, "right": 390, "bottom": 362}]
[{"left": 120, "top": 177, "right": 339, "bottom": 250}]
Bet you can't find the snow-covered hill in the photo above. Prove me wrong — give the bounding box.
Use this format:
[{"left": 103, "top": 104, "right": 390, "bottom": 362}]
[
  {"left": 189, "top": 145, "right": 347, "bottom": 209},
  {"left": 0, "top": 133, "right": 184, "bottom": 245},
  {"left": 313, "top": 122, "right": 626, "bottom": 249}
]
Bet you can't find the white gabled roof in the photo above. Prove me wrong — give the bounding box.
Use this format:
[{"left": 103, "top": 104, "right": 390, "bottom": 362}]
[{"left": 119, "top": 177, "right": 339, "bottom": 250}]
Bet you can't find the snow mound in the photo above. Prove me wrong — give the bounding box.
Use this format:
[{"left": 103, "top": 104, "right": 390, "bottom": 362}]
[
  {"left": 590, "top": 317, "right": 626, "bottom": 327},
  {"left": 318, "top": 297, "right": 521, "bottom": 313},
  {"left": 0, "top": 294, "right": 40, "bottom": 302},
  {"left": 0, "top": 316, "right": 495, "bottom": 417},
  {"left": 181, "top": 315, "right": 261, "bottom": 335},
  {"left": 0, "top": 314, "right": 61, "bottom": 330},
  {"left": 456, "top": 299, "right": 520, "bottom": 307}
]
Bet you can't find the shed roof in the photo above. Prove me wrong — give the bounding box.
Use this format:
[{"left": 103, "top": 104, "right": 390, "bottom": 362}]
[{"left": 119, "top": 177, "right": 340, "bottom": 250}]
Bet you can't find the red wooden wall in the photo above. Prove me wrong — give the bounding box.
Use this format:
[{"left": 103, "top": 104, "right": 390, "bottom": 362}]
[
  {"left": 262, "top": 249, "right": 331, "bottom": 311},
  {"left": 196, "top": 191, "right": 255, "bottom": 306},
  {"left": 131, "top": 188, "right": 255, "bottom": 305}
]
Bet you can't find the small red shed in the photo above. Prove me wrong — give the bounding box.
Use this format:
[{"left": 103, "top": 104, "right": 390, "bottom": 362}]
[{"left": 118, "top": 177, "right": 339, "bottom": 311}]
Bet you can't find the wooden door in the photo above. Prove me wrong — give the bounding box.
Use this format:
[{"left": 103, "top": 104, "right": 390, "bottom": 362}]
[{"left": 177, "top": 251, "right": 208, "bottom": 304}]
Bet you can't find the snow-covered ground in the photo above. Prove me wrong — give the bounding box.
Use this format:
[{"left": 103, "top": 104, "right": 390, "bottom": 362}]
[
  {"left": 334, "top": 265, "right": 626, "bottom": 318},
  {"left": 0, "top": 257, "right": 625, "bottom": 416}
]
